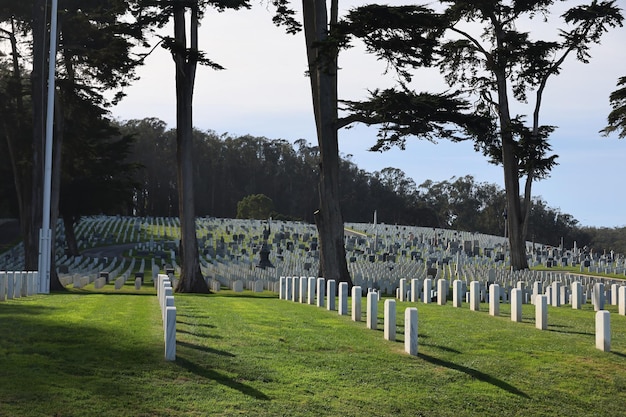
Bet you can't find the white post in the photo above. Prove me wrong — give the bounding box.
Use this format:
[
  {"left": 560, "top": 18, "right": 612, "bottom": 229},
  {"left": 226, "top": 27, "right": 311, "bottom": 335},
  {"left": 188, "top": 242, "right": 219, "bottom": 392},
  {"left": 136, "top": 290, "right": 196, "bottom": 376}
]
[{"left": 38, "top": 0, "right": 59, "bottom": 295}]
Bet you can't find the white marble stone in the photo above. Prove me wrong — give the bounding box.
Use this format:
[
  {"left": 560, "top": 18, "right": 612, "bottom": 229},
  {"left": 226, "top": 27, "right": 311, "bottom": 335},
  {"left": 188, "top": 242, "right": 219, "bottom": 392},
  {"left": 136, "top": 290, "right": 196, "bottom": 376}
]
[
  {"left": 367, "top": 292, "right": 377, "bottom": 330},
  {"left": 535, "top": 294, "right": 548, "bottom": 330},
  {"left": 165, "top": 306, "right": 177, "bottom": 361},
  {"left": 327, "top": 280, "right": 336, "bottom": 311},
  {"left": 134, "top": 278, "right": 142, "bottom": 290},
  {"left": 253, "top": 280, "right": 264, "bottom": 293},
  {"left": 352, "top": 286, "right": 362, "bottom": 322},
  {"left": 437, "top": 279, "right": 447, "bottom": 305},
  {"left": 232, "top": 280, "right": 243, "bottom": 292},
  {"left": 317, "top": 278, "right": 326, "bottom": 308},
  {"left": 384, "top": 299, "right": 396, "bottom": 341},
  {"left": 338, "top": 282, "right": 348, "bottom": 315},
  {"left": 279, "top": 276, "right": 286, "bottom": 300},
  {"left": 399, "top": 278, "right": 407, "bottom": 302},
  {"left": 593, "top": 282, "right": 605, "bottom": 311},
  {"left": 470, "top": 281, "right": 480, "bottom": 311},
  {"left": 411, "top": 278, "right": 422, "bottom": 303},
  {"left": 285, "top": 277, "right": 292, "bottom": 300},
  {"left": 423, "top": 278, "right": 432, "bottom": 304},
  {"left": 307, "top": 277, "right": 316, "bottom": 305},
  {"left": 291, "top": 277, "right": 299, "bottom": 301},
  {"left": 511, "top": 288, "right": 522, "bottom": 322},
  {"left": 619, "top": 286, "right": 626, "bottom": 316},
  {"left": 571, "top": 281, "right": 582, "bottom": 309},
  {"left": 452, "top": 279, "right": 463, "bottom": 308},
  {"left": 489, "top": 284, "right": 500, "bottom": 316},
  {"left": 551, "top": 282, "right": 561, "bottom": 307},
  {"left": 404, "top": 307, "right": 418, "bottom": 356},
  {"left": 595, "top": 310, "right": 611, "bottom": 352},
  {"left": 299, "top": 276, "right": 307, "bottom": 303}
]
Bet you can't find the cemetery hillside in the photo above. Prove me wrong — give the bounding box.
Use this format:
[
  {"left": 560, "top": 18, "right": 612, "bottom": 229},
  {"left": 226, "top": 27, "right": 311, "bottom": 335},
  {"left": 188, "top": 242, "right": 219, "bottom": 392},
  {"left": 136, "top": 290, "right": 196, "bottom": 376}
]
[
  {"left": 2, "top": 119, "right": 623, "bottom": 254},
  {"left": 2, "top": 216, "right": 626, "bottom": 415}
]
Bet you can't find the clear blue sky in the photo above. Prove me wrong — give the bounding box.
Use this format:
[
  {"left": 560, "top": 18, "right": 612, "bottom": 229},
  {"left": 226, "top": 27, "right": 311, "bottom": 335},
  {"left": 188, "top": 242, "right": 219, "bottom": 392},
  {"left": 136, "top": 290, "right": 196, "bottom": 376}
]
[{"left": 110, "top": 1, "right": 626, "bottom": 228}]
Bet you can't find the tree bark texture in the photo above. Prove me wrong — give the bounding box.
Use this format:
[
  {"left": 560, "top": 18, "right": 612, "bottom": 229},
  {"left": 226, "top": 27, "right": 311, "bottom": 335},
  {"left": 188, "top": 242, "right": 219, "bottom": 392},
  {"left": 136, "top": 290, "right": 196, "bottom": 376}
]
[
  {"left": 302, "top": 0, "right": 352, "bottom": 286},
  {"left": 172, "top": 2, "right": 208, "bottom": 293}
]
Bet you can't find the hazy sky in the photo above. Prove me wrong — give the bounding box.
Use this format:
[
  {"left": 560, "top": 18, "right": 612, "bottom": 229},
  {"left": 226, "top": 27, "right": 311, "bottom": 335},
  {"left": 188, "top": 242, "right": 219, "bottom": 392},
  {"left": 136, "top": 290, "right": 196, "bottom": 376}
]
[{"left": 110, "top": 1, "right": 626, "bottom": 228}]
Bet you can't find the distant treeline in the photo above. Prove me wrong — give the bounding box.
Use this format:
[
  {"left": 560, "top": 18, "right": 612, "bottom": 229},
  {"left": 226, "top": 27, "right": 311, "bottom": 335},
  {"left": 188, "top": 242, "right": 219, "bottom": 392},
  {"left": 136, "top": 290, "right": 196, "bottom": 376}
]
[
  {"left": 1, "top": 117, "right": 623, "bottom": 254},
  {"left": 117, "top": 118, "right": 624, "bottom": 253}
]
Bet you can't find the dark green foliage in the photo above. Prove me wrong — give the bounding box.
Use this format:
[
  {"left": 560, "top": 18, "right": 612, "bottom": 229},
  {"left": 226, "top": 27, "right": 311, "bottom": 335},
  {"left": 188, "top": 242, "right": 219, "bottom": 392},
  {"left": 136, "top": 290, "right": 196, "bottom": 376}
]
[
  {"left": 601, "top": 76, "right": 626, "bottom": 138},
  {"left": 236, "top": 194, "right": 274, "bottom": 220}
]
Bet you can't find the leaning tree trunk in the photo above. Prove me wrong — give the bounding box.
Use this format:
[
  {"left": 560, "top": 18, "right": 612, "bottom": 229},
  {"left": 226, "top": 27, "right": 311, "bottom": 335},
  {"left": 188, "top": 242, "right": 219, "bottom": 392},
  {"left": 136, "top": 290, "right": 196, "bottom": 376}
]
[
  {"left": 303, "top": 0, "right": 352, "bottom": 286},
  {"left": 495, "top": 72, "right": 529, "bottom": 271},
  {"left": 172, "top": 2, "right": 208, "bottom": 293}
]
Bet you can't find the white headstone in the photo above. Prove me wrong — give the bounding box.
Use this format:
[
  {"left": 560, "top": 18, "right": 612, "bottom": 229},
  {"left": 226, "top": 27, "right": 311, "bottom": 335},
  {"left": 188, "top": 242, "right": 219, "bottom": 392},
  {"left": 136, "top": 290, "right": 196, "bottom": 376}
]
[
  {"left": 165, "top": 306, "right": 177, "bottom": 361},
  {"left": 619, "top": 286, "right": 626, "bottom": 316},
  {"left": 470, "top": 281, "right": 480, "bottom": 311},
  {"left": 571, "top": 281, "right": 582, "bottom": 309},
  {"left": 399, "top": 278, "right": 407, "bottom": 302},
  {"left": 452, "top": 279, "right": 463, "bottom": 308},
  {"left": 316, "top": 278, "right": 326, "bottom": 308},
  {"left": 352, "top": 286, "right": 362, "bottom": 322},
  {"left": 0, "top": 272, "right": 6, "bottom": 302},
  {"left": 410, "top": 278, "right": 421, "bottom": 303},
  {"left": 511, "top": 288, "right": 522, "bottom": 322},
  {"left": 536, "top": 295, "right": 548, "bottom": 330},
  {"left": 595, "top": 310, "right": 610, "bottom": 352},
  {"left": 338, "top": 282, "right": 348, "bottom": 315},
  {"left": 326, "top": 279, "right": 336, "bottom": 311},
  {"left": 299, "top": 276, "right": 307, "bottom": 304},
  {"left": 366, "top": 292, "right": 377, "bottom": 330},
  {"left": 307, "top": 277, "right": 316, "bottom": 305},
  {"left": 593, "top": 282, "right": 605, "bottom": 311},
  {"left": 489, "top": 284, "right": 500, "bottom": 316},
  {"left": 437, "top": 279, "right": 447, "bottom": 305},
  {"left": 384, "top": 299, "right": 396, "bottom": 341},
  {"left": 423, "top": 278, "right": 432, "bottom": 304},
  {"left": 404, "top": 307, "right": 418, "bottom": 356}
]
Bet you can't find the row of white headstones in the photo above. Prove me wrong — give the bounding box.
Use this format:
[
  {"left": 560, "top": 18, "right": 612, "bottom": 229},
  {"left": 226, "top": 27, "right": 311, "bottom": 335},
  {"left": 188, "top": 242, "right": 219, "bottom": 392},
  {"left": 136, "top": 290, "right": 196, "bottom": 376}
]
[
  {"left": 277, "top": 276, "right": 617, "bottom": 354},
  {"left": 156, "top": 274, "right": 176, "bottom": 361},
  {"left": 0, "top": 271, "right": 39, "bottom": 301}
]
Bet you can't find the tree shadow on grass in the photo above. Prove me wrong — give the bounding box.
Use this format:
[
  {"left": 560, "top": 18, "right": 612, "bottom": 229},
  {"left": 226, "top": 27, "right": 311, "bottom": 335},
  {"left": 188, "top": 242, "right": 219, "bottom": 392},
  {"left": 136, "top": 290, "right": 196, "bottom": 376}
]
[
  {"left": 177, "top": 340, "right": 234, "bottom": 356},
  {"left": 176, "top": 356, "right": 270, "bottom": 400},
  {"left": 418, "top": 353, "right": 530, "bottom": 399},
  {"left": 176, "top": 328, "right": 223, "bottom": 339}
]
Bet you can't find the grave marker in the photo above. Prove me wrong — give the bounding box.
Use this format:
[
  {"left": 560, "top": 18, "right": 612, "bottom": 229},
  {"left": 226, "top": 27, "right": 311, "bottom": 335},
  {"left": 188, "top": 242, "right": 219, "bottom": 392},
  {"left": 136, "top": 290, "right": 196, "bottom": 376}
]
[
  {"left": 384, "top": 299, "right": 396, "bottom": 341},
  {"left": 405, "top": 308, "right": 418, "bottom": 356}
]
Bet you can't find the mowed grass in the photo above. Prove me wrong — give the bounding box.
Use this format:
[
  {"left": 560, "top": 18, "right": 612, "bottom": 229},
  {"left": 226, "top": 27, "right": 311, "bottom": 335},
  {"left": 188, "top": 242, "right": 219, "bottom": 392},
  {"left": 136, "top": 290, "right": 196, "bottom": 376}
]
[{"left": 1, "top": 289, "right": 626, "bottom": 417}]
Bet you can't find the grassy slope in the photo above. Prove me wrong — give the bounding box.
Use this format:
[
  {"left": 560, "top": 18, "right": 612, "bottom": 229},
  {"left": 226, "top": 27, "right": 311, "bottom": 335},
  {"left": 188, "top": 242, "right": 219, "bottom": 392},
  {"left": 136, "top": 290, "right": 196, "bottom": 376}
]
[{"left": 1, "top": 289, "right": 625, "bottom": 417}]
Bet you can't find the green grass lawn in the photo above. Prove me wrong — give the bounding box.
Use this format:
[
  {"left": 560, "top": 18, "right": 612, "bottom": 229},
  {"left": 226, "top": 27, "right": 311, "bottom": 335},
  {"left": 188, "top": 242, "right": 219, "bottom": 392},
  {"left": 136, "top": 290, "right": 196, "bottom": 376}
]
[{"left": 1, "top": 289, "right": 626, "bottom": 416}]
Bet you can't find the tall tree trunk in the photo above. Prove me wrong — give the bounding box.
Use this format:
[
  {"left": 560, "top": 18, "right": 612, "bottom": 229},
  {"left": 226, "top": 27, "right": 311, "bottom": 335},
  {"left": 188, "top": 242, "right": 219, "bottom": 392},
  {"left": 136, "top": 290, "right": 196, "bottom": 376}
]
[
  {"left": 172, "top": 2, "right": 207, "bottom": 293},
  {"left": 63, "top": 215, "right": 80, "bottom": 256},
  {"left": 495, "top": 72, "right": 528, "bottom": 271},
  {"left": 303, "top": 0, "right": 352, "bottom": 285}
]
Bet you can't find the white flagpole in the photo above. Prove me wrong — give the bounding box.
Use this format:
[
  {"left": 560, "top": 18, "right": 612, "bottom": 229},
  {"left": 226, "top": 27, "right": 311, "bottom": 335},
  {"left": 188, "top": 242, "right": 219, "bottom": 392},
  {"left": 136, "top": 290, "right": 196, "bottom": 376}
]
[{"left": 38, "top": 0, "right": 59, "bottom": 294}]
